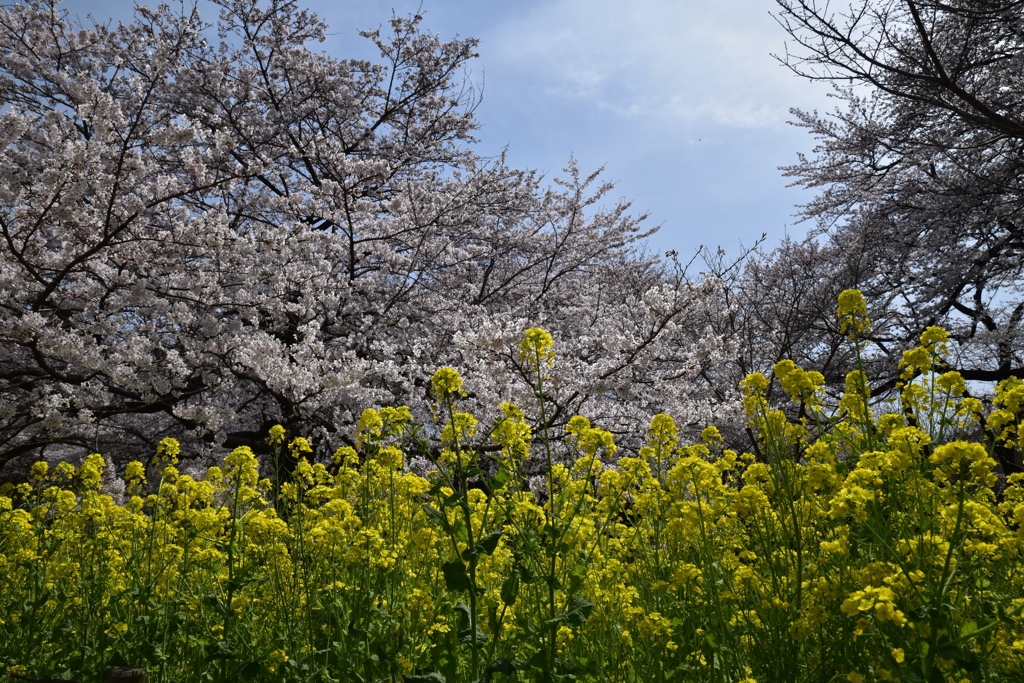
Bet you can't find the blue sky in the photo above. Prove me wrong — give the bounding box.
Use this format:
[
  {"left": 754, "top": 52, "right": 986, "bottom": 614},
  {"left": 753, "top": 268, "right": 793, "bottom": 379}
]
[{"left": 71, "top": 0, "right": 833, "bottom": 262}]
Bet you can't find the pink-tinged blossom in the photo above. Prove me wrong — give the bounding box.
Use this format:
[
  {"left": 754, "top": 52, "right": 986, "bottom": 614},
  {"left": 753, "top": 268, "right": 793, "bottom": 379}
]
[{"left": 0, "top": 0, "right": 737, "bottom": 477}]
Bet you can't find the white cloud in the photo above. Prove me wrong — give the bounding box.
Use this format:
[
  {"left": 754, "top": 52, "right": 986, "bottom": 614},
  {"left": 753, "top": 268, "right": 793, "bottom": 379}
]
[{"left": 489, "top": 0, "right": 831, "bottom": 130}]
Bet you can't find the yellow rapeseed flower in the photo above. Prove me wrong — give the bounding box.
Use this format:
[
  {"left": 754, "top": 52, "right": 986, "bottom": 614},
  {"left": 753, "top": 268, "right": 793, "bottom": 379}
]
[
  {"left": 288, "top": 437, "right": 313, "bottom": 460},
  {"left": 491, "top": 402, "right": 532, "bottom": 461},
  {"left": 837, "top": 290, "right": 870, "bottom": 337},
  {"left": 356, "top": 408, "right": 383, "bottom": 446},
  {"left": 156, "top": 437, "right": 180, "bottom": 462},
  {"left": 519, "top": 327, "right": 555, "bottom": 367},
  {"left": 929, "top": 440, "right": 997, "bottom": 486},
  {"left": 566, "top": 415, "right": 591, "bottom": 435},
  {"left": 774, "top": 359, "right": 825, "bottom": 406},
  {"left": 920, "top": 326, "right": 950, "bottom": 348},
  {"left": 430, "top": 367, "right": 465, "bottom": 399},
  {"left": 936, "top": 371, "right": 967, "bottom": 396},
  {"left": 269, "top": 424, "right": 286, "bottom": 446},
  {"left": 739, "top": 372, "right": 770, "bottom": 418},
  {"left": 443, "top": 412, "right": 478, "bottom": 444},
  {"left": 78, "top": 453, "right": 105, "bottom": 489},
  {"left": 375, "top": 446, "right": 404, "bottom": 471},
  {"left": 700, "top": 424, "right": 721, "bottom": 444},
  {"left": 30, "top": 461, "right": 48, "bottom": 483}
]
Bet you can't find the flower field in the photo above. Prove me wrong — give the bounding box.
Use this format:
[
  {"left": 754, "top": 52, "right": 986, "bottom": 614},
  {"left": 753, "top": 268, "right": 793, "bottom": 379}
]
[{"left": 2, "top": 297, "right": 1024, "bottom": 683}]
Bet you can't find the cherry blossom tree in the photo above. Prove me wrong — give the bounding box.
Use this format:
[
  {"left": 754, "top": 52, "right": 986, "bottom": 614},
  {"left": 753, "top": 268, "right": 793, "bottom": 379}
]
[
  {"left": 772, "top": 0, "right": 1024, "bottom": 375},
  {"left": 0, "top": 0, "right": 734, "bottom": 477},
  {"left": 755, "top": 0, "right": 1024, "bottom": 472}
]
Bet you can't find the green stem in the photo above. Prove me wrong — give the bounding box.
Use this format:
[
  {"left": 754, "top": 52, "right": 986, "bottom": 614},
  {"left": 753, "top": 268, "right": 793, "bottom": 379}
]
[
  {"left": 531, "top": 353, "right": 561, "bottom": 677},
  {"left": 221, "top": 469, "right": 242, "bottom": 683},
  {"left": 924, "top": 474, "right": 966, "bottom": 680},
  {"left": 442, "top": 395, "right": 481, "bottom": 681}
]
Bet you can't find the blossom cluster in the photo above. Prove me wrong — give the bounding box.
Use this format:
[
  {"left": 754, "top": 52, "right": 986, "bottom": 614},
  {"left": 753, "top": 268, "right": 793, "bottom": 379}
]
[{"left": 0, "top": 0, "right": 737, "bottom": 479}]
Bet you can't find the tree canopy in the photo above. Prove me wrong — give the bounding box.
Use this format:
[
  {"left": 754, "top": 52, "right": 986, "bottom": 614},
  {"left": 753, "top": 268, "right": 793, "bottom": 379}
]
[
  {"left": 770, "top": 0, "right": 1024, "bottom": 381},
  {"left": 731, "top": 0, "right": 1024, "bottom": 473},
  {"left": 0, "top": 0, "right": 732, "bottom": 476}
]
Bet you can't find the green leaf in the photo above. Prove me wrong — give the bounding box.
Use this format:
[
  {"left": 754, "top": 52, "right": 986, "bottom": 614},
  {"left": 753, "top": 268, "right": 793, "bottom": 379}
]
[
  {"left": 106, "top": 652, "right": 129, "bottom": 669},
  {"left": 500, "top": 574, "right": 519, "bottom": 606},
  {"left": 441, "top": 560, "right": 473, "bottom": 592},
  {"left": 422, "top": 504, "right": 452, "bottom": 533},
  {"left": 567, "top": 563, "right": 587, "bottom": 593},
  {"left": 455, "top": 602, "right": 471, "bottom": 622},
  {"left": 404, "top": 674, "right": 446, "bottom": 683},
  {"left": 516, "top": 562, "right": 538, "bottom": 584},
  {"left": 237, "top": 660, "right": 262, "bottom": 680},
  {"left": 203, "top": 638, "right": 235, "bottom": 662},
  {"left": 451, "top": 516, "right": 469, "bottom": 543},
  {"left": 488, "top": 469, "right": 511, "bottom": 491},
  {"left": 548, "top": 596, "right": 595, "bottom": 628},
  {"left": 455, "top": 602, "right": 489, "bottom": 646},
  {"left": 999, "top": 602, "right": 1024, "bottom": 623},
  {"left": 226, "top": 573, "right": 266, "bottom": 593},
  {"left": 486, "top": 658, "right": 518, "bottom": 675},
  {"left": 459, "top": 625, "right": 489, "bottom": 646},
  {"left": 525, "top": 650, "right": 548, "bottom": 670},
  {"left": 477, "top": 530, "right": 503, "bottom": 556},
  {"left": 463, "top": 530, "right": 503, "bottom": 562}
]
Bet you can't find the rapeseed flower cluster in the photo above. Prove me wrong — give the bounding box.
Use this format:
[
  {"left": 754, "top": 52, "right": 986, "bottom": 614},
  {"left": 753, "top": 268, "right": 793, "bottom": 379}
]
[
  {"left": 838, "top": 288, "right": 871, "bottom": 338},
  {"left": 520, "top": 327, "right": 555, "bottom": 368},
  {"left": 1, "top": 310, "right": 1023, "bottom": 682}
]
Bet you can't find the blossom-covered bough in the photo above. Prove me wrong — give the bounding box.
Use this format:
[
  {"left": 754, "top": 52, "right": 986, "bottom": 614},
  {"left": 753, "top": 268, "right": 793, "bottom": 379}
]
[{"left": 0, "top": 0, "right": 735, "bottom": 477}]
